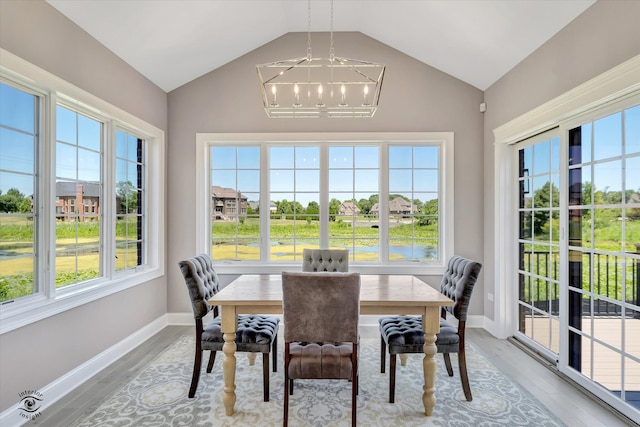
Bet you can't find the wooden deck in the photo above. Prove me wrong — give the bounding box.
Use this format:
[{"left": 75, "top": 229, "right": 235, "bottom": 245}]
[{"left": 524, "top": 316, "right": 640, "bottom": 394}]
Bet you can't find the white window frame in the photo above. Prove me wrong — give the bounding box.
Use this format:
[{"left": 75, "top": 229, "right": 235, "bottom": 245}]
[
  {"left": 0, "top": 49, "right": 166, "bottom": 334},
  {"left": 195, "top": 132, "right": 454, "bottom": 275}
]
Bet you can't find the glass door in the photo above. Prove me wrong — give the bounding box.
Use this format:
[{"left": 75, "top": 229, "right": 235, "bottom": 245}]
[
  {"left": 516, "top": 133, "right": 561, "bottom": 359},
  {"left": 514, "top": 102, "right": 640, "bottom": 416}
]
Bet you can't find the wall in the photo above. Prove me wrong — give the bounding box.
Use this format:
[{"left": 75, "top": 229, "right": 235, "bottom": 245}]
[
  {"left": 0, "top": 0, "right": 168, "bottom": 412},
  {"left": 483, "top": 0, "right": 640, "bottom": 322},
  {"left": 167, "top": 32, "right": 485, "bottom": 314}
]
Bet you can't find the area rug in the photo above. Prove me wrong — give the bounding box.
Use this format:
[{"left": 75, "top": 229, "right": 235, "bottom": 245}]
[{"left": 69, "top": 335, "right": 566, "bottom": 426}]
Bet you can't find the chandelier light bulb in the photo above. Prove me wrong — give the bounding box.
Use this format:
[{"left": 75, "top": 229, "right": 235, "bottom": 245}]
[
  {"left": 270, "top": 84, "right": 278, "bottom": 107},
  {"left": 363, "top": 85, "right": 370, "bottom": 106},
  {"left": 340, "top": 84, "right": 347, "bottom": 106},
  {"left": 317, "top": 84, "right": 324, "bottom": 106},
  {"left": 294, "top": 83, "right": 301, "bottom": 107}
]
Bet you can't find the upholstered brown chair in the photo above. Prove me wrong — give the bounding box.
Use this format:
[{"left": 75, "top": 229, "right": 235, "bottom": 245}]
[
  {"left": 282, "top": 271, "right": 360, "bottom": 427},
  {"left": 302, "top": 248, "right": 349, "bottom": 272},
  {"left": 379, "top": 255, "right": 482, "bottom": 403},
  {"left": 179, "top": 254, "right": 280, "bottom": 401}
]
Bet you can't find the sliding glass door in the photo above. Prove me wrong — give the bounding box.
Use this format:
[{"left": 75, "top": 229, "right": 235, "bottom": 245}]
[{"left": 514, "top": 101, "right": 640, "bottom": 414}]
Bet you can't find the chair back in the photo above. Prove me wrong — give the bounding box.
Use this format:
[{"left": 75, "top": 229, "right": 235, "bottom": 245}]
[
  {"left": 178, "top": 254, "right": 220, "bottom": 320},
  {"left": 282, "top": 271, "right": 360, "bottom": 343},
  {"left": 302, "top": 248, "right": 349, "bottom": 272},
  {"left": 440, "top": 255, "right": 482, "bottom": 321}
]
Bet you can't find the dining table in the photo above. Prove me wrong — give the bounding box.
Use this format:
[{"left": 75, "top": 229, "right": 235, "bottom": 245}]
[{"left": 208, "top": 273, "right": 454, "bottom": 417}]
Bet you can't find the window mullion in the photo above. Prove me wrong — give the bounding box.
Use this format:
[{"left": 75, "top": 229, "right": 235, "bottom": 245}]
[
  {"left": 103, "top": 121, "right": 115, "bottom": 278},
  {"left": 319, "top": 144, "right": 329, "bottom": 248},
  {"left": 43, "top": 91, "right": 56, "bottom": 298},
  {"left": 261, "top": 144, "right": 270, "bottom": 260},
  {"left": 379, "top": 143, "right": 389, "bottom": 262}
]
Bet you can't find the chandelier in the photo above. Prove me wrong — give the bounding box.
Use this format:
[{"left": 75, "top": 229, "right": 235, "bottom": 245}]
[{"left": 256, "top": 0, "right": 385, "bottom": 118}]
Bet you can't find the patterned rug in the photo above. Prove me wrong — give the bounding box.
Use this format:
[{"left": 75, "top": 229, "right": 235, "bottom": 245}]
[{"left": 69, "top": 335, "right": 566, "bottom": 426}]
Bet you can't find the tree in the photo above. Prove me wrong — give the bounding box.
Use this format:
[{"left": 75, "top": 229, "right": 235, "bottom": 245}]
[
  {"left": 0, "top": 188, "right": 26, "bottom": 213},
  {"left": 526, "top": 181, "right": 559, "bottom": 236},
  {"left": 116, "top": 181, "right": 138, "bottom": 214},
  {"left": 329, "top": 198, "right": 341, "bottom": 221},
  {"left": 306, "top": 201, "right": 320, "bottom": 218},
  {"left": 357, "top": 198, "right": 372, "bottom": 215},
  {"left": 418, "top": 199, "right": 438, "bottom": 226}
]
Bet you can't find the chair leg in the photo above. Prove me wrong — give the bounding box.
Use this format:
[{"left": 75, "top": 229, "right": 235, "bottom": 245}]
[
  {"left": 352, "top": 344, "right": 358, "bottom": 427},
  {"left": 189, "top": 349, "right": 202, "bottom": 399},
  {"left": 443, "top": 353, "right": 454, "bottom": 376},
  {"left": 458, "top": 348, "right": 472, "bottom": 401},
  {"left": 206, "top": 351, "right": 216, "bottom": 373},
  {"left": 389, "top": 354, "right": 396, "bottom": 403},
  {"left": 284, "top": 343, "right": 290, "bottom": 427},
  {"left": 272, "top": 334, "right": 278, "bottom": 372},
  {"left": 263, "top": 353, "right": 270, "bottom": 402},
  {"left": 380, "top": 336, "right": 386, "bottom": 373},
  {"left": 289, "top": 379, "right": 294, "bottom": 395}
]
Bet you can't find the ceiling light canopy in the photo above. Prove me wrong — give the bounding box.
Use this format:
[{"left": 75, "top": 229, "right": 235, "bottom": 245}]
[{"left": 256, "top": 0, "right": 385, "bottom": 118}]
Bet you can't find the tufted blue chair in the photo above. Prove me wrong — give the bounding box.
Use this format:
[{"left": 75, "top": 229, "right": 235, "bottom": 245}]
[
  {"left": 179, "top": 254, "right": 280, "bottom": 401},
  {"left": 378, "top": 255, "right": 482, "bottom": 402},
  {"left": 302, "top": 248, "right": 349, "bottom": 272},
  {"left": 282, "top": 271, "right": 361, "bottom": 427}
]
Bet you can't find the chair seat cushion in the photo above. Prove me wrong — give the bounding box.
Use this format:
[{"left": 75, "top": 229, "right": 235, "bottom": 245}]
[
  {"left": 288, "top": 342, "right": 353, "bottom": 380},
  {"left": 379, "top": 315, "right": 459, "bottom": 354},
  {"left": 202, "top": 315, "right": 279, "bottom": 353}
]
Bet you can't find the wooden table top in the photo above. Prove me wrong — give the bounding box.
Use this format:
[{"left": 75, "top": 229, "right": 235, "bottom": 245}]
[{"left": 208, "top": 274, "right": 453, "bottom": 310}]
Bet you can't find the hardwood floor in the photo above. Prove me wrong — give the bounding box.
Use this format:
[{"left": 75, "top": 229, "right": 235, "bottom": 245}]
[{"left": 28, "top": 326, "right": 636, "bottom": 427}]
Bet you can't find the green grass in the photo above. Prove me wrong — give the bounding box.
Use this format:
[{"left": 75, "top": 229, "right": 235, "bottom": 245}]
[{"left": 2, "top": 216, "right": 638, "bottom": 303}]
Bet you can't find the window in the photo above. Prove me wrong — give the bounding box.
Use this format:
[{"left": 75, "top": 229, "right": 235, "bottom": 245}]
[
  {"left": 55, "top": 105, "right": 103, "bottom": 287},
  {"left": 115, "top": 130, "right": 145, "bottom": 272},
  {"left": 0, "top": 81, "right": 38, "bottom": 301},
  {"left": 198, "top": 133, "right": 454, "bottom": 274},
  {"left": 0, "top": 49, "right": 165, "bottom": 333}
]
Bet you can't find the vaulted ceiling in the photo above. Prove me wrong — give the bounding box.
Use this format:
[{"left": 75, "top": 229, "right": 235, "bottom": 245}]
[{"left": 46, "top": 0, "right": 596, "bottom": 92}]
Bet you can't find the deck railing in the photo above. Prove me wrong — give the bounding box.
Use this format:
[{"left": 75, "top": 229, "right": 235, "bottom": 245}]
[{"left": 522, "top": 250, "right": 640, "bottom": 317}]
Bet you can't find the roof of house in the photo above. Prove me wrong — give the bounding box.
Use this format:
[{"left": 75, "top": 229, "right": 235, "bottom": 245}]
[
  {"left": 56, "top": 181, "right": 101, "bottom": 198},
  {"left": 211, "top": 185, "right": 247, "bottom": 200}
]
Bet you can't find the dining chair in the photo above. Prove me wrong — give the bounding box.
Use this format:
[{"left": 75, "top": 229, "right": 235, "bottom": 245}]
[
  {"left": 302, "top": 248, "right": 349, "bottom": 272},
  {"left": 282, "top": 271, "right": 360, "bottom": 427},
  {"left": 378, "top": 255, "right": 482, "bottom": 402},
  {"left": 179, "top": 254, "right": 280, "bottom": 401}
]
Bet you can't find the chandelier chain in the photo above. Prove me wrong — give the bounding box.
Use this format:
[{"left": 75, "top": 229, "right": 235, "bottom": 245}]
[
  {"left": 329, "top": 0, "right": 335, "bottom": 61},
  {"left": 306, "top": 0, "right": 312, "bottom": 60}
]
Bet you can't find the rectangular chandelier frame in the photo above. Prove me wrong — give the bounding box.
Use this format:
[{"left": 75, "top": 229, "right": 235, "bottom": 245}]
[{"left": 257, "top": 56, "right": 385, "bottom": 118}]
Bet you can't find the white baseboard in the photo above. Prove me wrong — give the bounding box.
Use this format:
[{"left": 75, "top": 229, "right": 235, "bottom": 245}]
[{"left": 0, "top": 315, "right": 168, "bottom": 427}]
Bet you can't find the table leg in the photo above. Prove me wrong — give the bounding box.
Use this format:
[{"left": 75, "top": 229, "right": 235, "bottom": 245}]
[
  {"left": 421, "top": 306, "right": 440, "bottom": 416},
  {"left": 221, "top": 306, "right": 238, "bottom": 416}
]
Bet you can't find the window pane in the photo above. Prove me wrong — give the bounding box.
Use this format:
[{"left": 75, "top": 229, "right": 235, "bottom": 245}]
[
  {"left": 55, "top": 106, "right": 103, "bottom": 285},
  {"left": 0, "top": 83, "right": 35, "bottom": 133},
  {"left": 211, "top": 146, "right": 260, "bottom": 261},
  {"left": 594, "top": 112, "right": 622, "bottom": 161},
  {"left": 0, "top": 128, "right": 34, "bottom": 174},
  {"left": 0, "top": 83, "right": 38, "bottom": 302},
  {"left": 389, "top": 146, "right": 411, "bottom": 168},
  {"left": 115, "top": 130, "right": 144, "bottom": 271},
  {"left": 626, "top": 105, "right": 640, "bottom": 154}
]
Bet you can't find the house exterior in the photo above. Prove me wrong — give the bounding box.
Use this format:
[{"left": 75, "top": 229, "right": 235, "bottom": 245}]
[
  {"left": 370, "top": 197, "right": 417, "bottom": 217},
  {"left": 211, "top": 185, "right": 248, "bottom": 219},
  {"left": 55, "top": 181, "right": 101, "bottom": 221},
  {"left": 339, "top": 201, "right": 360, "bottom": 216}
]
